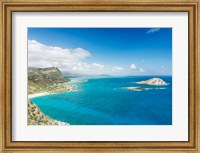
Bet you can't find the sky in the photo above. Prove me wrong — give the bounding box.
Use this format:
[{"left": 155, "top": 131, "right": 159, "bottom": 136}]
[{"left": 28, "top": 28, "right": 172, "bottom": 76}]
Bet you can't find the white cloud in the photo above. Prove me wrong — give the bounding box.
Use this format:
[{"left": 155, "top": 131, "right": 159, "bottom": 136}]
[
  {"left": 146, "top": 28, "right": 160, "bottom": 34},
  {"left": 139, "top": 68, "right": 145, "bottom": 73},
  {"left": 130, "top": 64, "right": 136, "bottom": 70},
  {"left": 28, "top": 40, "right": 126, "bottom": 75},
  {"left": 92, "top": 63, "right": 104, "bottom": 70},
  {"left": 28, "top": 40, "right": 91, "bottom": 68},
  {"left": 112, "top": 66, "right": 123, "bottom": 72}
]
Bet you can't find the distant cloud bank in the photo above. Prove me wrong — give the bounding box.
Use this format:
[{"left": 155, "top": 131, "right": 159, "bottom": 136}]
[
  {"left": 28, "top": 40, "right": 127, "bottom": 75},
  {"left": 28, "top": 40, "right": 170, "bottom": 76}
]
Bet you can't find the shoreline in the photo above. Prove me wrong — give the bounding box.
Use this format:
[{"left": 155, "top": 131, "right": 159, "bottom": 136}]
[
  {"left": 55, "top": 120, "right": 70, "bottom": 125},
  {"left": 28, "top": 100, "right": 70, "bottom": 125},
  {"left": 28, "top": 84, "right": 74, "bottom": 125},
  {"left": 28, "top": 85, "right": 75, "bottom": 99},
  {"left": 28, "top": 92, "right": 52, "bottom": 98}
]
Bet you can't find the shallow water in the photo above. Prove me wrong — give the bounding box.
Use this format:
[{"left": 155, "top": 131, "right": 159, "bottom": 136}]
[{"left": 30, "top": 76, "right": 172, "bottom": 125}]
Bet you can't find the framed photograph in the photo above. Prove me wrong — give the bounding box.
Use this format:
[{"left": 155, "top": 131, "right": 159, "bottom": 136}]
[{"left": 0, "top": 0, "right": 199, "bottom": 152}]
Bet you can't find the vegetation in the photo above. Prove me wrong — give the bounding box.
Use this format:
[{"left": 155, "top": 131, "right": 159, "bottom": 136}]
[
  {"left": 28, "top": 101, "right": 58, "bottom": 125},
  {"left": 28, "top": 67, "right": 70, "bottom": 94},
  {"left": 28, "top": 67, "right": 71, "bottom": 125}
]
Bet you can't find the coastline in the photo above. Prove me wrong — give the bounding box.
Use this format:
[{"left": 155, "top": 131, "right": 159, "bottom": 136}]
[
  {"left": 28, "top": 92, "right": 51, "bottom": 98},
  {"left": 28, "top": 76, "right": 172, "bottom": 125},
  {"left": 55, "top": 120, "right": 70, "bottom": 125},
  {"left": 28, "top": 84, "right": 74, "bottom": 125},
  {"left": 28, "top": 84, "right": 75, "bottom": 99},
  {"left": 28, "top": 101, "right": 70, "bottom": 125}
]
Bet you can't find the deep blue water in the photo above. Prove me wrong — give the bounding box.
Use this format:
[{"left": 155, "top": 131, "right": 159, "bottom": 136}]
[{"left": 30, "top": 76, "right": 172, "bottom": 125}]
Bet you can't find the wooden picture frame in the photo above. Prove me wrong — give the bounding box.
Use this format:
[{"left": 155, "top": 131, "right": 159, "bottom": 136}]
[{"left": 0, "top": 0, "right": 199, "bottom": 152}]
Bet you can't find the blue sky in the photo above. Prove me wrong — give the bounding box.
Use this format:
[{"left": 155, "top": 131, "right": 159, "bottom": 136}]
[{"left": 28, "top": 28, "right": 172, "bottom": 76}]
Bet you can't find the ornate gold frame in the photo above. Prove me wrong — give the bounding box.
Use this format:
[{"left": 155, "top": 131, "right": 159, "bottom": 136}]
[{"left": 0, "top": 0, "right": 199, "bottom": 152}]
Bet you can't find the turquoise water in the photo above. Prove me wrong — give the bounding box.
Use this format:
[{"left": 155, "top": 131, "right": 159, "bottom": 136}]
[{"left": 30, "top": 76, "right": 172, "bottom": 125}]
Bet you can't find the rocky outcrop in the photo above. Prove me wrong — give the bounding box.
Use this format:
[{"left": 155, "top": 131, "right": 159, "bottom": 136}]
[
  {"left": 136, "top": 78, "right": 167, "bottom": 85},
  {"left": 28, "top": 101, "right": 58, "bottom": 125},
  {"left": 28, "top": 101, "right": 69, "bottom": 125},
  {"left": 127, "top": 87, "right": 145, "bottom": 91}
]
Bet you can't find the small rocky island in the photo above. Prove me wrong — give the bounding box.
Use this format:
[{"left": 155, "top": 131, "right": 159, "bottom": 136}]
[
  {"left": 126, "top": 78, "right": 167, "bottom": 91},
  {"left": 127, "top": 87, "right": 145, "bottom": 91},
  {"left": 136, "top": 78, "right": 167, "bottom": 86}
]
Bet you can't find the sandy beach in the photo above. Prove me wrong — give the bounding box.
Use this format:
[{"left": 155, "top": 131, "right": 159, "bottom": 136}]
[
  {"left": 28, "top": 92, "right": 51, "bottom": 98},
  {"left": 28, "top": 85, "right": 75, "bottom": 99},
  {"left": 28, "top": 85, "right": 74, "bottom": 125}
]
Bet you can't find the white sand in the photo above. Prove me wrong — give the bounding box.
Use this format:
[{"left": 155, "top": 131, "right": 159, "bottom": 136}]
[
  {"left": 28, "top": 86, "right": 76, "bottom": 99},
  {"left": 28, "top": 92, "right": 51, "bottom": 98}
]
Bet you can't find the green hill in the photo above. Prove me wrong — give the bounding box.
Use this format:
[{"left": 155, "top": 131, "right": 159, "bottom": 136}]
[{"left": 28, "top": 67, "right": 70, "bottom": 94}]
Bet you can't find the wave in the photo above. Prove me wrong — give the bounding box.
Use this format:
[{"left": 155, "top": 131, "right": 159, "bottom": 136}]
[
  {"left": 155, "top": 88, "right": 167, "bottom": 90},
  {"left": 124, "top": 87, "right": 167, "bottom": 91}
]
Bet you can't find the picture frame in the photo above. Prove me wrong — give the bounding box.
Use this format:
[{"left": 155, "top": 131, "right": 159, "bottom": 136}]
[{"left": 0, "top": 0, "right": 199, "bottom": 152}]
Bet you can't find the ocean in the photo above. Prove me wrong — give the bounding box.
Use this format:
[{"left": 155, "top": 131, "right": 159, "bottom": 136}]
[{"left": 30, "top": 76, "right": 172, "bottom": 125}]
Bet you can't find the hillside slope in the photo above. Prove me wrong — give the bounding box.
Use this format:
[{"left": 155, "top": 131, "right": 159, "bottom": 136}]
[
  {"left": 28, "top": 101, "right": 58, "bottom": 125},
  {"left": 28, "top": 67, "right": 70, "bottom": 94}
]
